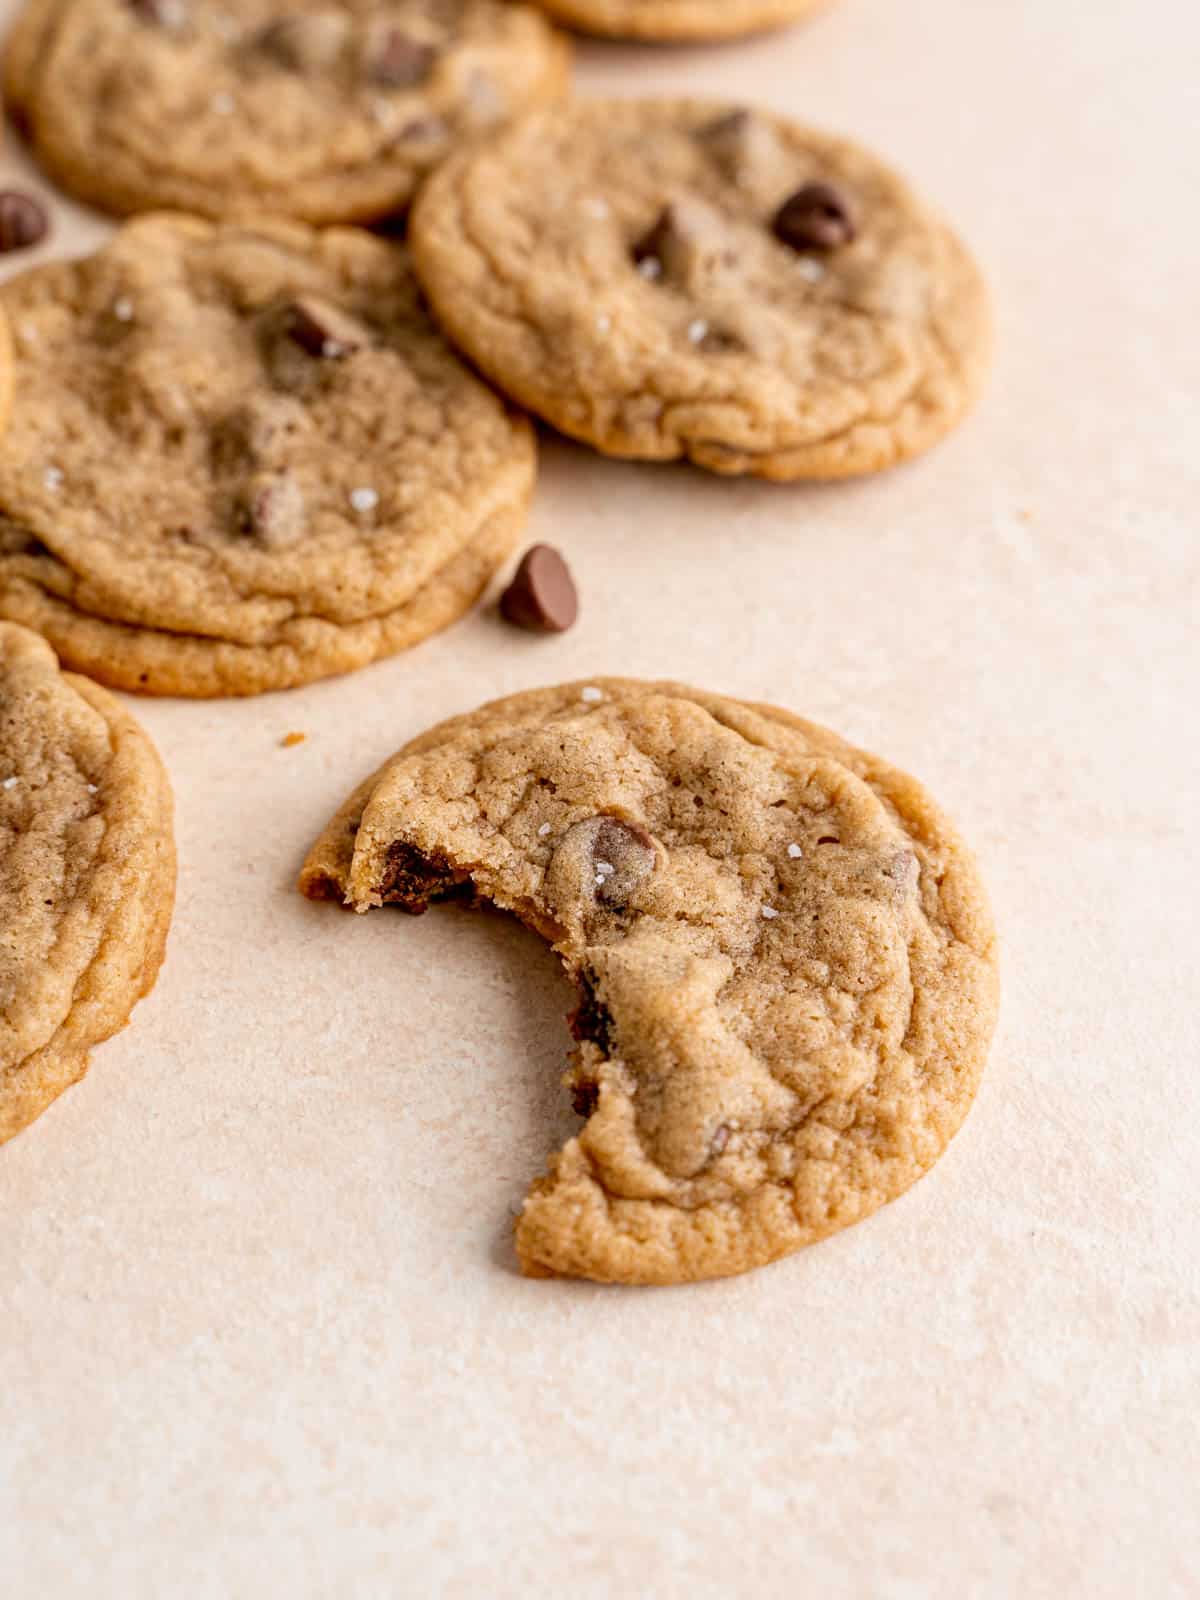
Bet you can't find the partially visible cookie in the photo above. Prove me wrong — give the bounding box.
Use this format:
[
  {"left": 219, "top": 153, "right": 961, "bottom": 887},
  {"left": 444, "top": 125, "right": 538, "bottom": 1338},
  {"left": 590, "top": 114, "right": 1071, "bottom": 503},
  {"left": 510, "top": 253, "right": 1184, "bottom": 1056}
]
[
  {"left": 0, "top": 214, "right": 535, "bottom": 696},
  {"left": 301, "top": 679, "right": 999, "bottom": 1285},
  {"left": 528, "top": 0, "right": 827, "bottom": 41},
  {"left": 411, "top": 99, "right": 990, "bottom": 479},
  {"left": 4, "top": 0, "right": 570, "bottom": 224},
  {"left": 1, "top": 622, "right": 175, "bottom": 1145}
]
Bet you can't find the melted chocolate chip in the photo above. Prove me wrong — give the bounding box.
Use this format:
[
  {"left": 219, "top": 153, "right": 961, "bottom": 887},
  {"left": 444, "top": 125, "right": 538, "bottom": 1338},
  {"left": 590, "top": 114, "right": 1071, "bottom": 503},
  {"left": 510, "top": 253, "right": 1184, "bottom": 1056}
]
[
  {"left": 772, "top": 182, "right": 858, "bottom": 252},
  {"left": 590, "top": 817, "right": 657, "bottom": 908},
  {"left": 281, "top": 296, "right": 368, "bottom": 359},
  {"left": 569, "top": 970, "right": 614, "bottom": 1054},
  {"left": 499, "top": 545, "right": 578, "bottom": 634},
  {"left": 571, "top": 1079, "right": 600, "bottom": 1118},
  {"left": 238, "top": 473, "right": 305, "bottom": 547},
  {"left": 369, "top": 30, "right": 436, "bottom": 87},
  {"left": 631, "top": 197, "right": 734, "bottom": 285},
  {"left": 378, "top": 841, "right": 473, "bottom": 915},
  {"left": 128, "top": 0, "right": 186, "bottom": 25},
  {"left": 0, "top": 190, "right": 48, "bottom": 253}
]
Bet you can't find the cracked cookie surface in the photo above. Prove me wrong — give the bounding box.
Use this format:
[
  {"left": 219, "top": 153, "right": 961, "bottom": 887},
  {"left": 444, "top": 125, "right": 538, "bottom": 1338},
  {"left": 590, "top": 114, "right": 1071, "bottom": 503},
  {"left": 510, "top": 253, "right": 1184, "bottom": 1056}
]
[
  {"left": 0, "top": 622, "right": 175, "bottom": 1145},
  {"left": 0, "top": 214, "right": 535, "bottom": 695},
  {"left": 528, "top": 0, "right": 827, "bottom": 41},
  {"left": 410, "top": 99, "right": 990, "bottom": 479},
  {"left": 301, "top": 679, "right": 999, "bottom": 1285},
  {"left": 4, "top": 0, "right": 570, "bottom": 223}
]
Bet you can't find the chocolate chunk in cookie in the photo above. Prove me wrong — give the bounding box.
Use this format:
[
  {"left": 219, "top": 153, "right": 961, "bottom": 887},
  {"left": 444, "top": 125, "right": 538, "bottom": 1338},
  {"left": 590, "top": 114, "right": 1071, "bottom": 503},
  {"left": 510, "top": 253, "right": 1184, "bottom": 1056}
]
[{"left": 773, "top": 182, "right": 858, "bottom": 251}]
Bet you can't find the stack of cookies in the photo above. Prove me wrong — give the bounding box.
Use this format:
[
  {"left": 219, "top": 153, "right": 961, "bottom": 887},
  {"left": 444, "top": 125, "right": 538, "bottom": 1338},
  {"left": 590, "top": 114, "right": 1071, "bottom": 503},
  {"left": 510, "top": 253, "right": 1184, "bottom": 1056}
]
[{"left": 0, "top": 0, "right": 999, "bottom": 1287}]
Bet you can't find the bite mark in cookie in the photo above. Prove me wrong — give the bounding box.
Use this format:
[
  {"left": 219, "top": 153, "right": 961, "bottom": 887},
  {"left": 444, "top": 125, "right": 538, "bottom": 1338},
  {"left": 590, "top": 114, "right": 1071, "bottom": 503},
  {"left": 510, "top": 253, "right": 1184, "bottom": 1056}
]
[{"left": 299, "top": 678, "right": 999, "bottom": 1285}]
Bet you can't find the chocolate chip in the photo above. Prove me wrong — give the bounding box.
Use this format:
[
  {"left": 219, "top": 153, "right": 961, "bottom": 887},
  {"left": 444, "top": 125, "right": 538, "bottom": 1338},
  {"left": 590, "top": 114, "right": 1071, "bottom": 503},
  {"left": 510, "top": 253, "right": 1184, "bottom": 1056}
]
[
  {"left": 499, "top": 545, "right": 578, "bottom": 635},
  {"left": 377, "top": 841, "right": 474, "bottom": 915},
  {"left": 128, "top": 0, "right": 186, "bottom": 26},
  {"left": 0, "top": 191, "right": 48, "bottom": 253},
  {"left": 773, "top": 182, "right": 858, "bottom": 252},
  {"left": 369, "top": 29, "right": 436, "bottom": 88},
  {"left": 571, "top": 1079, "right": 600, "bottom": 1118},
  {"left": 589, "top": 817, "right": 657, "bottom": 907},
  {"left": 256, "top": 12, "right": 349, "bottom": 72},
  {"left": 632, "top": 197, "right": 733, "bottom": 285},
  {"left": 568, "top": 970, "right": 614, "bottom": 1053},
  {"left": 238, "top": 473, "right": 305, "bottom": 547},
  {"left": 281, "top": 296, "right": 368, "bottom": 359}
]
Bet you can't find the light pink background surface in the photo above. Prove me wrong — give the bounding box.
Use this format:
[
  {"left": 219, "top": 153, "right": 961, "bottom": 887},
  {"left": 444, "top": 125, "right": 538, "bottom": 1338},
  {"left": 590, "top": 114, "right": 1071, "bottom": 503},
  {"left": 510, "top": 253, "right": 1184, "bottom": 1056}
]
[{"left": 1, "top": 2, "right": 1197, "bottom": 1595}]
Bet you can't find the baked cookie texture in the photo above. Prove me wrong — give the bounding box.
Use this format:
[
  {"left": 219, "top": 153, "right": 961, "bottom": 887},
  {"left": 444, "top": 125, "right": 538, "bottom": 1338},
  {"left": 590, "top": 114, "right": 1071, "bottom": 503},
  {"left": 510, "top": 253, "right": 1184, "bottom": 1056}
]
[
  {"left": 3, "top": 0, "right": 571, "bottom": 224},
  {"left": 301, "top": 680, "right": 999, "bottom": 1285},
  {"left": 411, "top": 99, "right": 991, "bottom": 479},
  {"left": 0, "top": 622, "right": 175, "bottom": 1145},
  {"left": 0, "top": 214, "right": 535, "bottom": 696},
  {"left": 529, "top": 0, "right": 827, "bottom": 42}
]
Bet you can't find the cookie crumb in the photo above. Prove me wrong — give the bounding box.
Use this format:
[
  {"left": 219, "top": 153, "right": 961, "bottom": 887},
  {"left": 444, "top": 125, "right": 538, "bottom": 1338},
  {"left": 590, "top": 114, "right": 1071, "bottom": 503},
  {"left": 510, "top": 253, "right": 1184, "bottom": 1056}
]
[
  {"left": 787, "top": 843, "right": 803, "bottom": 858},
  {"left": 580, "top": 686, "right": 603, "bottom": 703},
  {"left": 281, "top": 731, "right": 307, "bottom": 748},
  {"left": 761, "top": 905, "right": 779, "bottom": 919},
  {"left": 349, "top": 486, "right": 379, "bottom": 515}
]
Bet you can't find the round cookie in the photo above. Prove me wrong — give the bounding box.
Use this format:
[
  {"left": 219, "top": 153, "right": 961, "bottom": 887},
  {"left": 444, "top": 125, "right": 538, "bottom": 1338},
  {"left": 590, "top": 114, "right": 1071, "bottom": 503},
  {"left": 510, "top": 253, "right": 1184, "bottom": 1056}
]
[
  {"left": 529, "top": 0, "right": 827, "bottom": 42},
  {"left": 3, "top": 0, "right": 570, "bottom": 224},
  {"left": 0, "top": 214, "right": 536, "bottom": 696},
  {"left": 300, "top": 679, "right": 1000, "bottom": 1285},
  {"left": 410, "top": 99, "right": 991, "bottom": 480},
  {"left": 1, "top": 622, "right": 176, "bottom": 1145}
]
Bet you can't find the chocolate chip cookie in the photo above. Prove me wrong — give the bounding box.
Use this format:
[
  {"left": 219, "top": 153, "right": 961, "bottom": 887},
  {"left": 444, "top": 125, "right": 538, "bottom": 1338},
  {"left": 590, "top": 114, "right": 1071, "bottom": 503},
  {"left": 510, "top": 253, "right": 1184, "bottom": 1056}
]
[
  {"left": 1, "top": 622, "right": 175, "bottom": 1145},
  {"left": 0, "top": 215, "right": 536, "bottom": 696},
  {"left": 4, "top": 0, "right": 570, "bottom": 224},
  {"left": 528, "top": 0, "right": 827, "bottom": 41},
  {"left": 301, "top": 679, "right": 999, "bottom": 1285},
  {"left": 410, "top": 99, "right": 991, "bottom": 479}
]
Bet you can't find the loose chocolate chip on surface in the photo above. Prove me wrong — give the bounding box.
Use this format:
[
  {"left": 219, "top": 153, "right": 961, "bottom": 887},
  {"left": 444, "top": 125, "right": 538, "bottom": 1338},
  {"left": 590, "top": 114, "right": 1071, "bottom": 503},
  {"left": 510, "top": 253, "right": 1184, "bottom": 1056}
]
[
  {"left": 281, "top": 296, "right": 368, "bottom": 358},
  {"left": 0, "top": 191, "right": 48, "bottom": 253},
  {"left": 499, "top": 545, "right": 578, "bottom": 634},
  {"left": 369, "top": 30, "right": 436, "bottom": 88},
  {"left": 772, "top": 182, "right": 858, "bottom": 252}
]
